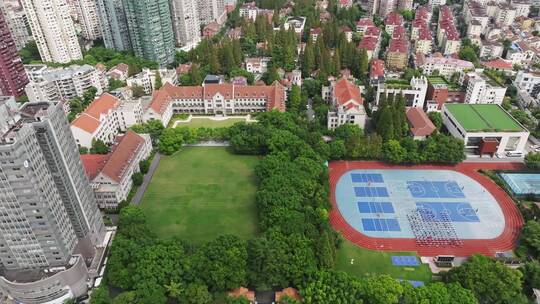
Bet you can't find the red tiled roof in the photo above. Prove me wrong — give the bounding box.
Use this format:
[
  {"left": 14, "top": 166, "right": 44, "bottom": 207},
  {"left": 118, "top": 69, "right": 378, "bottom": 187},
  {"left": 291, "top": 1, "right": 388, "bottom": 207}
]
[
  {"left": 71, "top": 93, "right": 120, "bottom": 133},
  {"left": 101, "top": 130, "right": 146, "bottom": 183},
  {"left": 364, "top": 26, "right": 381, "bottom": 37},
  {"left": 357, "top": 18, "right": 374, "bottom": 27},
  {"left": 228, "top": 287, "right": 255, "bottom": 301},
  {"left": 358, "top": 36, "right": 378, "bottom": 51},
  {"left": 370, "top": 59, "right": 385, "bottom": 78},
  {"left": 481, "top": 58, "right": 513, "bottom": 70},
  {"left": 392, "top": 26, "right": 406, "bottom": 39},
  {"left": 311, "top": 27, "right": 323, "bottom": 35},
  {"left": 385, "top": 12, "right": 403, "bottom": 26},
  {"left": 406, "top": 107, "right": 436, "bottom": 137},
  {"left": 388, "top": 38, "right": 408, "bottom": 53},
  {"left": 334, "top": 77, "right": 362, "bottom": 105},
  {"left": 81, "top": 154, "right": 110, "bottom": 180},
  {"left": 147, "top": 82, "right": 286, "bottom": 116},
  {"left": 275, "top": 288, "right": 302, "bottom": 302},
  {"left": 418, "top": 25, "right": 432, "bottom": 40}
]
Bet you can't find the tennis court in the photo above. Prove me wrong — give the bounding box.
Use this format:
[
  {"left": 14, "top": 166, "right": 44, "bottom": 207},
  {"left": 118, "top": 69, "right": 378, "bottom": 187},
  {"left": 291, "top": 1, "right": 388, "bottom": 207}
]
[{"left": 500, "top": 173, "right": 540, "bottom": 196}]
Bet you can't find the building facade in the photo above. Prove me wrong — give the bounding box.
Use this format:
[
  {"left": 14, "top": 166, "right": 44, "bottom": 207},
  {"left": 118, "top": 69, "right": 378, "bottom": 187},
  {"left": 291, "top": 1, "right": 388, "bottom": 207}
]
[
  {"left": 144, "top": 82, "right": 286, "bottom": 126},
  {"left": 3, "top": 7, "right": 33, "bottom": 50},
  {"left": 82, "top": 131, "right": 151, "bottom": 209},
  {"left": 324, "top": 78, "right": 367, "bottom": 130},
  {"left": 0, "top": 10, "right": 29, "bottom": 97},
  {"left": 375, "top": 76, "right": 429, "bottom": 109},
  {"left": 462, "top": 71, "right": 506, "bottom": 104},
  {"left": 74, "top": 0, "right": 101, "bottom": 40},
  {"left": 21, "top": 0, "right": 82, "bottom": 63},
  {"left": 24, "top": 64, "right": 107, "bottom": 103},
  {"left": 124, "top": 0, "right": 175, "bottom": 65},
  {"left": 442, "top": 104, "right": 529, "bottom": 156},
  {"left": 96, "top": 0, "right": 132, "bottom": 52},
  {"left": 170, "top": 0, "right": 201, "bottom": 50}
]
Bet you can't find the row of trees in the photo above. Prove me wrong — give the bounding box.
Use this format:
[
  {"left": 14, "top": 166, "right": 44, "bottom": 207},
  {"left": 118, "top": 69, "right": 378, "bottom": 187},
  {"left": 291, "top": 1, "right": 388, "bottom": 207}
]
[{"left": 93, "top": 206, "right": 251, "bottom": 304}]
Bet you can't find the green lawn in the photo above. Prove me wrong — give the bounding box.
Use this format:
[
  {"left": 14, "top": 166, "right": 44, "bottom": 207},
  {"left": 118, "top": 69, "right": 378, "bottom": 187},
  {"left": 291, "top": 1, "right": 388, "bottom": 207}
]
[
  {"left": 335, "top": 240, "right": 433, "bottom": 282},
  {"left": 445, "top": 104, "right": 524, "bottom": 132},
  {"left": 173, "top": 117, "right": 247, "bottom": 128},
  {"left": 140, "top": 147, "right": 259, "bottom": 243}
]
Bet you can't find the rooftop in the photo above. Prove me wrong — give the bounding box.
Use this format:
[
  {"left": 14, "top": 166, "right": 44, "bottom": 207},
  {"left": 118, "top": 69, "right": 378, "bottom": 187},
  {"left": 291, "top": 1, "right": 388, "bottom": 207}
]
[
  {"left": 406, "top": 107, "right": 436, "bottom": 137},
  {"left": 445, "top": 104, "right": 526, "bottom": 132}
]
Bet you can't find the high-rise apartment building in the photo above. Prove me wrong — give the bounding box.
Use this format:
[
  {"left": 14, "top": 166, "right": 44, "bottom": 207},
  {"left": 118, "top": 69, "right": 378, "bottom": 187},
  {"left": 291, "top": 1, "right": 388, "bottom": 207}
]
[
  {"left": 0, "top": 10, "right": 29, "bottom": 97},
  {"left": 21, "top": 0, "right": 83, "bottom": 63},
  {"left": 124, "top": 0, "right": 175, "bottom": 65},
  {"left": 170, "top": 0, "right": 201, "bottom": 50},
  {"left": 197, "top": 0, "right": 226, "bottom": 25},
  {"left": 74, "top": 0, "right": 102, "bottom": 40},
  {"left": 96, "top": 0, "right": 132, "bottom": 51},
  {"left": 0, "top": 98, "right": 106, "bottom": 303},
  {"left": 2, "top": 7, "right": 33, "bottom": 50},
  {"left": 0, "top": 100, "right": 105, "bottom": 269}
]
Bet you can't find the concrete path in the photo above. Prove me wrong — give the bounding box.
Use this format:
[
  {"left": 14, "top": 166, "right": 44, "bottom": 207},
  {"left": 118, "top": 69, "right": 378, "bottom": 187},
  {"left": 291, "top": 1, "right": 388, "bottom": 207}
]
[
  {"left": 131, "top": 153, "right": 162, "bottom": 205},
  {"left": 184, "top": 141, "right": 230, "bottom": 147}
]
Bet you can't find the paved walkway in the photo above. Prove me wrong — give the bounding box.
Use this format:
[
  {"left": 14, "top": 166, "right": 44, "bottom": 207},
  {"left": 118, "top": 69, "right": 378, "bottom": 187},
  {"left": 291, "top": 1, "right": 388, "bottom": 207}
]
[
  {"left": 184, "top": 140, "right": 230, "bottom": 147},
  {"left": 131, "top": 153, "right": 162, "bottom": 205}
]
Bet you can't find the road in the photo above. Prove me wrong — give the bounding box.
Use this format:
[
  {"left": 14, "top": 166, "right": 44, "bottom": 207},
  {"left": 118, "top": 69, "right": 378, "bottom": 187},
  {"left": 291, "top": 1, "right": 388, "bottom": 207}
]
[{"left": 131, "top": 153, "right": 161, "bottom": 205}]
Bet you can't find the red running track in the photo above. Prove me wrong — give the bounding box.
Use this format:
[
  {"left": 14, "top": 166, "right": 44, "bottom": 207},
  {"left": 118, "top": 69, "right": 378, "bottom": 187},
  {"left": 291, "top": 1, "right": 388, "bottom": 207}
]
[{"left": 329, "top": 161, "right": 525, "bottom": 257}]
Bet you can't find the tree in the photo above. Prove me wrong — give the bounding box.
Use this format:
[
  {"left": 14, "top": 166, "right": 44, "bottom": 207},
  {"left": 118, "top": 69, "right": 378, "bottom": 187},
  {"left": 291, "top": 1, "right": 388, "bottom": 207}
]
[
  {"left": 164, "top": 281, "right": 183, "bottom": 300},
  {"left": 300, "top": 271, "right": 363, "bottom": 303},
  {"left": 132, "top": 172, "right": 143, "bottom": 186},
  {"left": 191, "top": 235, "right": 247, "bottom": 292},
  {"left": 158, "top": 128, "right": 184, "bottom": 155},
  {"left": 139, "top": 159, "right": 150, "bottom": 174},
  {"left": 518, "top": 220, "right": 540, "bottom": 258},
  {"left": 525, "top": 152, "right": 540, "bottom": 170},
  {"left": 287, "top": 85, "right": 302, "bottom": 112},
  {"left": 182, "top": 283, "right": 213, "bottom": 304},
  {"left": 459, "top": 46, "right": 478, "bottom": 63},
  {"left": 82, "top": 86, "right": 98, "bottom": 107},
  {"left": 90, "top": 286, "right": 111, "bottom": 304},
  {"left": 90, "top": 139, "right": 109, "bottom": 154},
  {"left": 112, "top": 292, "right": 137, "bottom": 304},
  {"left": 520, "top": 261, "right": 540, "bottom": 297},
  {"left": 19, "top": 41, "right": 41, "bottom": 63},
  {"left": 132, "top": 85, "right": 146, "bottom": 98},
  {"left": 376, "top": 106, "right": 395, "bottom": 140},
  {"left": 382, "top": 140, "right": 406, "bottom": 163},
  {"left": 154, "top": 71, "right": 163, "bottom": 90},
  {"left": 108, "top": 78, "right": 126, "bottom": 91},
  {"left": 130, "top": 120, "right": 164, "bottom": 144},
  {"left": 428, "top": 112, "right": 443, "bottom": 131},
  {"left": 444, "top": 254, "right": 523, "bottom": 304}
]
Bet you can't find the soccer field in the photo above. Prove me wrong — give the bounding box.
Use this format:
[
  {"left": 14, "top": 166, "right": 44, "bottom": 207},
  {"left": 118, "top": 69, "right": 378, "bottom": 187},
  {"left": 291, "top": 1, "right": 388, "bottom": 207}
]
[{"left": 140, "top": 147, "right": 259, "bottom": 243}]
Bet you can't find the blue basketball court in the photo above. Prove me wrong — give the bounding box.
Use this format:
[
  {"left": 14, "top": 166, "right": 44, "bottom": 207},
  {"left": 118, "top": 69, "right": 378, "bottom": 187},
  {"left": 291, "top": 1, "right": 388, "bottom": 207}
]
[{"left": 335, "top": 169, "right": 505, "bottom": 239}]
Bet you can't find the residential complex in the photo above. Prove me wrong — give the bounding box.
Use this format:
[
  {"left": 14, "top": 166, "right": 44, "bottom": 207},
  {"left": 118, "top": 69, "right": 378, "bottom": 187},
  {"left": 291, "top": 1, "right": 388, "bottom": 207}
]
[
  {"left": 74, "top": 0, "right": 102, "bottom": 40},
  {"left": 144, "top": 82, "right": 286, "bottom": 126},
  {"left": 461, "top": 70, "right": 507, "bottom": 105},
  {"left": 21, "top": 0, "right": 82, "bottom": 63},
  {"left": 82, "top": 131, "right": 151, "bottom": 209},
  {"left": 24, "top": 64, "right": 107, "bottom": 103},
  {"left": 96, "top": 0, "right": 132, "bottom": 52},
  {"left": 123, "top": 0, "right": 175, "bottom": 65},
  {"left": 0, "top": 99, "right": 106, "bottom": 303},
  {"left": 170, "top": 0, "right": 202, "bottom": 50},
  {"left": 0, "top": 10, "right": 29, "bottom": 97},
  {"left": 2, "top": 6, "right": 33, "bottom": 50},
  {"left": 375, "top": 76, "right": 429, "bottom": 109},
  {"left": 415, "top": 53, "right": 475, "bottom": 77}
]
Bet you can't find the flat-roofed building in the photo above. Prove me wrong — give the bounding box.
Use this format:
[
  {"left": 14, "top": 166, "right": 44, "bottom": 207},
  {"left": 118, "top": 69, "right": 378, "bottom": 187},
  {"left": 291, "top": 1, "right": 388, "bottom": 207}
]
[{"left": 442, "top": 103, "right": 529, "bottom": 156}]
